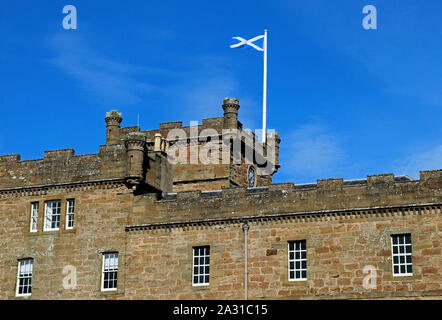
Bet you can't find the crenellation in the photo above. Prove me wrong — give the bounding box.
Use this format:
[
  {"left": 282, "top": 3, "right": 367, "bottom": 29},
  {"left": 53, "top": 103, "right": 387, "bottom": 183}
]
[
  {"left": 269, "top": 182, "right": 295, "bottom": 192},
  {"left": 221, "top": 186, "right": 247, "bottom": 199},
  {"left": 159, "top": 121, "right": 183, "bottom": 130},
  {"left": 120, "top": 126, "right": 140, "bottom": 136},
  {"left": 44, "top": 149, "right": 75, "bottom": 160},
  {"left": 0, "top": 154, "right": 21, "bottom": 163},
  {"left": 124, "top": 174, "right": 442, "bottom": 229},
  {"left": 317, "top": 178, "right": 344, "bottom": 191},
  {"left": 420, "top": 169, "right": 442, "bottom": 181},
  {"left": 367, "top": 173, "right": 395, "bottom": 187},
  {"left": 201, "top": 117, "right": 224, "bottom": 131},
  {"left": 0, "top": 100, "right": 440, "bottom": 300}
]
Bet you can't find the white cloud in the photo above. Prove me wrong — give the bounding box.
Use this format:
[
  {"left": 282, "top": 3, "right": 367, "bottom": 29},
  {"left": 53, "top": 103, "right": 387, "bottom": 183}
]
[
  {"left": 166, "top": 55, "right": 260, "bottom": 129},
  {"left": 48, "top": 33, "right": 171, "bottom": 105},
  {"left": 47, "top": 34, "right": 258, "bottom": 129},
  {"left": 396, "top": 145, "right": 442, "bottom": 179},
  {"left": 280, "top": 124, "right": 345, "bottom": 177}
]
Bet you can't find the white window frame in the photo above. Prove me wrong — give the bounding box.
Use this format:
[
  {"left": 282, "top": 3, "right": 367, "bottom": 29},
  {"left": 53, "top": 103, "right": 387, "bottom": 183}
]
[
  {"left": 66, "top": 199, "right": 75, "bottom": 230},
  {"left": 288, "top": 240, "right": 307, "bottom": 281},
  {"left": 43, "top": 200, "right": 61, "bottom": 231},
  {"left": 30, "top": 202, "right": 39, "bottom": 232},
  {"left": 192, "top": 246, "right": 210, "bottom": 286},
  {"left": 101, "top": 252, "right": 119, "bottom": 292},
  {"left": 16, "top": 259, "right": 33, "bottom": 297},
  {"left": 391, "top": 234, "right": 413, "bottom": 277}
]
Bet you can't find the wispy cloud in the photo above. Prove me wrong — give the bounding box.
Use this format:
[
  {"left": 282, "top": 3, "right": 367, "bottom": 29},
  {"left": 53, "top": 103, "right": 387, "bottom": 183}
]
[
  {"left": 47, "top": 34, "right": 259, "bottom": 129},
  {"left": 166, "top": 55, "right": 260, "bottom": 129},
  {"left": 279, "top": 123, "right": 346, "bottom": 180},
  {"left": 396, "top": 145, "right": 442, "bottom": 179},
  {"left": 48, "top": 33, "right": 172, "bottom": 105}
]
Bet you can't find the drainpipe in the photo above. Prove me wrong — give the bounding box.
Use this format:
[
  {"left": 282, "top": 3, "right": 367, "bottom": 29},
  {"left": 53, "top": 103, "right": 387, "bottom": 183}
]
[{"left": 242, "top": 221, "right": 249, "bottom": 300}]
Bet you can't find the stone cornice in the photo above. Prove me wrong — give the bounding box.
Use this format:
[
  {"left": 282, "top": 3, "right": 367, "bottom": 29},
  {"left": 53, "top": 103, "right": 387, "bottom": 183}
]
[
  {"left": 0, "top": 178, "right": 126, "bottom": 198},
  {"left": 125, "top": 202, "right": 442, "bottom": 232}
]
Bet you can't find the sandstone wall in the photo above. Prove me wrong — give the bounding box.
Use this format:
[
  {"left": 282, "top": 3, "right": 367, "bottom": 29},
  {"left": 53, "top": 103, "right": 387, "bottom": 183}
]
[{"left": 124, "top": 207, "right": 441, "bottom": 299}]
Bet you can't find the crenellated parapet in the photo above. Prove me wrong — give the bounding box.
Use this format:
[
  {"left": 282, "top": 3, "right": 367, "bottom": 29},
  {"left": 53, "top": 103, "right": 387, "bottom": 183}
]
[
  {"left": 0, "top": 147, "right": 127, "bottom": 189},
  {"left": 127, "top": 170, "right": 442, "bottom": 227}
]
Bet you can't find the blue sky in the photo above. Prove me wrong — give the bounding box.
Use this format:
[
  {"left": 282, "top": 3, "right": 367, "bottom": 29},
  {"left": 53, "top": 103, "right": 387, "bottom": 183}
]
[{"left": 0, "top": 0, "right": 441, "bottom": 184}]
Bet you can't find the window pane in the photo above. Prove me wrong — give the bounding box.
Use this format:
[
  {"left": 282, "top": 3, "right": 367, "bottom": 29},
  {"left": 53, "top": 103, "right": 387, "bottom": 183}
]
[
  {"left": 193, "top": 246, "right": 210, "bottom": 285},
  {"left": 288, "top": 240, "right": 307, "bottom": 280},
  {"left": 102, "top": 253, "right": 118, "bottom": 290},
  {"left": 301, "top": 241, "right": 306, "bottom": 250},
  {"left": 17, "top": 259, "right": 33, "bottom": 296}
]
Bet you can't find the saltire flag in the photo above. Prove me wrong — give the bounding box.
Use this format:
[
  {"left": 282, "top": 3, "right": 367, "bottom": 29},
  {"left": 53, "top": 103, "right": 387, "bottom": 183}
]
[
  {"left": 229, "top": 30, "right": 268, "bottom": 143},
  {"left": 230, "top": 35, "right": 265, "bottom": 52}
]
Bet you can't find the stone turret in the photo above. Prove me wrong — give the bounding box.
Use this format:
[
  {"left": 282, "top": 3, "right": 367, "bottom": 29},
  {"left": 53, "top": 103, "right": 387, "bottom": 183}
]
[
  {"left": 124, "top": 132, "right": 146, "bottom": 189},
  {"left": 222, "top": 97, "right": 240, "bottom": 130},
  {"left": 105, "top": 110, "right": 123, "bottom": 145}
]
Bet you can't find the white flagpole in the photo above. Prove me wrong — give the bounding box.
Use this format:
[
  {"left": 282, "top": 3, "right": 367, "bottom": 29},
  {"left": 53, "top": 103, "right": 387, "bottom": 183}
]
[{"left": 262, "top": 29, "right": 268, "bottom": 144}]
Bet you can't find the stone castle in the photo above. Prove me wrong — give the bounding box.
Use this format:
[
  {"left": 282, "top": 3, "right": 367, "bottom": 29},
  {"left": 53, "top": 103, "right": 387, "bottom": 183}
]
[{"left": 0, "top": 98, "right": 440, "bottom": 299}]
